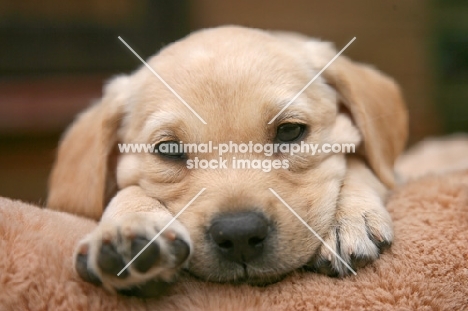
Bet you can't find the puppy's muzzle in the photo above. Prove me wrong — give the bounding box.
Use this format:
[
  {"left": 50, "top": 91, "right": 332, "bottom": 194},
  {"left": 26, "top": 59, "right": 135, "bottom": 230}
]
[{"left": 209, "top": 211, "right": 270, "bottom": 263}]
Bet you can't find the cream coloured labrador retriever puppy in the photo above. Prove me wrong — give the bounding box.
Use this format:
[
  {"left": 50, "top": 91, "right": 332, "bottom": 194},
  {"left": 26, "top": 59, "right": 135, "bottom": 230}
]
[{"left": 48, "top": 26, "right": 407, "bottom": 297}]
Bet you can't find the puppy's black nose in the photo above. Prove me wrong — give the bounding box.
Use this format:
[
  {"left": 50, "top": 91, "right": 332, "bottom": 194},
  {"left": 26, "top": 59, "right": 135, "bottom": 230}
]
[{"left": 209, "top": 211, "right": 269, "bottom": 263}]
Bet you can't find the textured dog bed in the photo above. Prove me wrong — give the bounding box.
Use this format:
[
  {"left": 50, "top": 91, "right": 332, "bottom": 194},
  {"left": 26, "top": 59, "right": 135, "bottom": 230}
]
[{"left": 1, "top": 170, "right": 467, "bottom": 310}]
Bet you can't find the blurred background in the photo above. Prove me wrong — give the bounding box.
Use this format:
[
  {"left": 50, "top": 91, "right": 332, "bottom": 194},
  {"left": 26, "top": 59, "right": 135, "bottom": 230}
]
[{"left": 0, "top": 0, "right": 467, "bottom": 204}]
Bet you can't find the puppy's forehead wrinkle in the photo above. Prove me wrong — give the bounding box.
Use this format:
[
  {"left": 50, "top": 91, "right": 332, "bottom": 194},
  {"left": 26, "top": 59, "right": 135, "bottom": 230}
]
[
  {"left": 141, "top": 110, "right": 195, "bottom": 143},
  {"left": 273, "top": 101, "right": 312, "bottom": 123},
  {"left": 142, "top": 111, "right": 178, "bottom": 139}
]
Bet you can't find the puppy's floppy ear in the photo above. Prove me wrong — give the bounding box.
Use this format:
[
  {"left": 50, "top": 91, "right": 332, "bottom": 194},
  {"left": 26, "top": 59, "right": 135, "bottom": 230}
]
[
  {"left": 48, "top": 75, "right": 130, "bottom": 219},
  {"left": 309, "top": 42, "right": 408, "bottom": 188}
]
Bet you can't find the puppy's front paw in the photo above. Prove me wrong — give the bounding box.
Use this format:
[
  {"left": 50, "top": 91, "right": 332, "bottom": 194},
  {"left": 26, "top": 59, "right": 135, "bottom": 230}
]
[
  {"left": 74, "top": 213, "right": 191, "bottom": 297},
  {"left": 308, "top": 202, "right": 393, "bottom": 277}
]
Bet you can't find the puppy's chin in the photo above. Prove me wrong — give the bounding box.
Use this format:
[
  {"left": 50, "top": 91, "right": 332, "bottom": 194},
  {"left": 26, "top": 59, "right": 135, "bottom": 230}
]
[
  {"left": 234, "top": 274, "right": 287, "bottom": 287},
  {"left": 186, "top": 267, "right": 288, "bottom": 286}
]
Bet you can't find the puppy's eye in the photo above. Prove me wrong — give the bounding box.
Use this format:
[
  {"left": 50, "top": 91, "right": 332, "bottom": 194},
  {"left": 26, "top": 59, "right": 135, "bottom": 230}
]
[
  {"left": 276, "top": 123, "right": 305, "bottom": 142},
  {"left": 156, "top": 141, "right": 186, "bottom": 159}
]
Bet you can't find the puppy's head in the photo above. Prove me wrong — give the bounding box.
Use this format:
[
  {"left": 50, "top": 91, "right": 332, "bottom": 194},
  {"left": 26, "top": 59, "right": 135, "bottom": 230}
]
[{"left": 48, "top": 26, "right": 407, "bottom": 284}]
